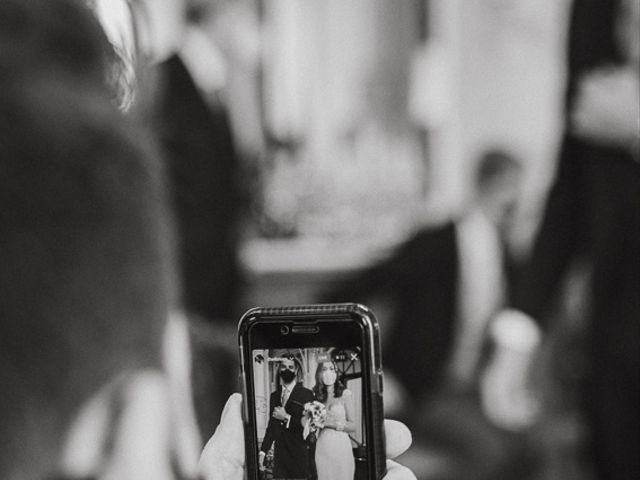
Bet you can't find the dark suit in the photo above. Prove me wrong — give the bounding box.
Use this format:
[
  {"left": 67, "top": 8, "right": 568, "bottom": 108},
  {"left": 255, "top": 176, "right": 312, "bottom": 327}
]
[
  {"left": 320, "top": 223, "right": 462, "bottom": 400},
  {"left": 512, "top": 1, "right": 639, "bottom": 478},
  {"left": 261, "top": 383, "right": 315, "bottom": 479},
  {"left": 154, "top": 53, "right": 244, "bottom": 440},
  {"left": 155, "top": 54, "right": 242, "bottom": 323}
]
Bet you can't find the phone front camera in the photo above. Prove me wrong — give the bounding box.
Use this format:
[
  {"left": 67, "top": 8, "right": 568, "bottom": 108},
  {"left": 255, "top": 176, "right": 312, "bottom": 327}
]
[{"left": 280, "top": 325, "right": 290, "bottom": 335}]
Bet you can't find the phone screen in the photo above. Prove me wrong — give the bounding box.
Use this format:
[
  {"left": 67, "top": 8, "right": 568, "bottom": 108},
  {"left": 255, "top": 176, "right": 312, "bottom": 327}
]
[{"left": 243, "top": 316, "right": 375, "bottom": 480}]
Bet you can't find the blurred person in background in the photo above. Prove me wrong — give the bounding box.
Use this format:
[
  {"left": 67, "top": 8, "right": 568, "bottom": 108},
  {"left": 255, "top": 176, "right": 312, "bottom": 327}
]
[
  {"left": 482, "top": 0, "right": 639, "bottom": 479},
  {"left": 320, "top": 150, "right": 530, "bottom": 479},
  {"left": 122, "top": 0, "right": 249, "bottom": 438},
  {"left": 148, "top": 0, "right": 245, "bottom": 327}
]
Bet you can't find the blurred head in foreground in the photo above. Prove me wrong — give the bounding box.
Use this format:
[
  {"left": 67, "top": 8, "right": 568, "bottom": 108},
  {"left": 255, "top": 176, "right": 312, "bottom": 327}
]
[
  {"left": 0, "top": 1, "right": 204, "bottom": 478},
  {"left": 0, "top": 73, "right": 186, "bottom": 478}
]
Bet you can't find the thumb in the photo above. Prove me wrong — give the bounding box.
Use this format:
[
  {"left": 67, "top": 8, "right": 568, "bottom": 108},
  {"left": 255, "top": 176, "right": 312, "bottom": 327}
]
[
  {"left": 199, "top": 393, "right": 245, "bottom": 480},
  {"left": 384, "top": 419, "right": 412, "bottom": 459},
  {"left": 385, "top": 459, "right": 418, "bottom": 480}
]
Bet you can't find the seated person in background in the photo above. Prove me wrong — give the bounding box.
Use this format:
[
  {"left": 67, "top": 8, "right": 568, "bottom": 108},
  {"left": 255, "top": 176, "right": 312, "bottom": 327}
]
[
  {"left": 321, "top": 150, "right": 523, "bottom": 405},
  {"left": 320, "top": 150, "right": 532, "bottom": 479}
]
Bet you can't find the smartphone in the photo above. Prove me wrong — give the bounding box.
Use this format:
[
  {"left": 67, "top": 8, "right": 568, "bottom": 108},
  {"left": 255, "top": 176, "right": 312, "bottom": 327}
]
[{"left": 238, "top": 303, "right": 386, "bottom": 480}]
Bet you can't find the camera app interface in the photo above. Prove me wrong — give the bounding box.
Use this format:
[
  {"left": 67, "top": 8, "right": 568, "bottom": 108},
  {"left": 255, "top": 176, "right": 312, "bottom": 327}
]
[{"left": 252, "top": 347, "right": 367, "bottom": 480}]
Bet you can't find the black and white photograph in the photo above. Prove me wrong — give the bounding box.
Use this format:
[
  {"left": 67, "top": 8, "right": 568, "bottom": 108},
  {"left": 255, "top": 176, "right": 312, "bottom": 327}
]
[{"left": 1, "top": 0, "right": 637, "bottom": 479}]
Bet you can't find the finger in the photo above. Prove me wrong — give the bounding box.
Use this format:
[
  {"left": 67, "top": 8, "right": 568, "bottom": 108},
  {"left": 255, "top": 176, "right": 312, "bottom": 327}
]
[
  {"left": 384, "top": 419, "right": 412, "bottom": 459},
  {"left": 198, "top": 393, "right": 245, "bottom": 480},
  {"left": 384, "top": 459, "right": 417, "bottom": 480}
]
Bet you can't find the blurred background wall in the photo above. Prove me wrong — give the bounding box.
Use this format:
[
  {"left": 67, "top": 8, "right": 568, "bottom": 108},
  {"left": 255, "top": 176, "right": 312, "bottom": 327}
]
[{"left": 239, "top": 0, "right": 570, "bottom": 307}]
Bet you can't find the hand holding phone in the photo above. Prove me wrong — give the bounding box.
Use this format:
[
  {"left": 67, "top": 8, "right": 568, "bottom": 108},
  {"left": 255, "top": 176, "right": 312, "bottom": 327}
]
[{"left": 198, "top": 394, "right": 416, "bottom": 480}]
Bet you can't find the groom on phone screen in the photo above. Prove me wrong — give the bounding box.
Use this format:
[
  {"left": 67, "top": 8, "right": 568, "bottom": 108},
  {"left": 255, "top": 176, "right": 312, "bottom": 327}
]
[{"left": 259, "top": 356, "right": 315, "bottom": 479}]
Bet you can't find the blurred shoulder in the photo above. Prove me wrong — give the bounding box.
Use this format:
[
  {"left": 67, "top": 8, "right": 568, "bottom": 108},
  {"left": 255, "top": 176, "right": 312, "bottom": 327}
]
[{"left": 395, "top": 220, "right": 457, "bottom": 259}]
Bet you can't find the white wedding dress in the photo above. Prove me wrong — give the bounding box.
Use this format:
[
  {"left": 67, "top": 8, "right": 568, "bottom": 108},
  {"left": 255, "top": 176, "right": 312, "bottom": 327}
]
[{"left": 315, "top": 392, "right": 355, "bottom": 480}]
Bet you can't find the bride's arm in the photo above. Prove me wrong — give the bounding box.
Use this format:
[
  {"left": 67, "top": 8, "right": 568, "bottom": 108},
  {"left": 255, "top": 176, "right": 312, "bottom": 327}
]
[
  {"left": 340, "top": 390, "right": 357, "bottom": 433},
  {"left": 300, "top": 414, "right": 310, "bottom": 428}
]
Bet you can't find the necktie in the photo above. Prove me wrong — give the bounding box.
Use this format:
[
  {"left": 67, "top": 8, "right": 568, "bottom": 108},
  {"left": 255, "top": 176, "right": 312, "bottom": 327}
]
[{"left": 281, "top": 386, "right": 290, "bottom": 407}]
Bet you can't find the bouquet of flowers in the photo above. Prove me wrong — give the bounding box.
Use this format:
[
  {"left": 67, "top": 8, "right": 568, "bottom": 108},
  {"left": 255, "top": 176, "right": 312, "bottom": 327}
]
[{"left": 302, "top": 401, "right": 327, "bottom": 441}]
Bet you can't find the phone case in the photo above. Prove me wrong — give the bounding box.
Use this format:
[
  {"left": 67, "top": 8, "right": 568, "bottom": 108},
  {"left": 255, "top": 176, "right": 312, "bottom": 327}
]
[{"left": 238, "top": 303, "right": 387, "bottom": 480}]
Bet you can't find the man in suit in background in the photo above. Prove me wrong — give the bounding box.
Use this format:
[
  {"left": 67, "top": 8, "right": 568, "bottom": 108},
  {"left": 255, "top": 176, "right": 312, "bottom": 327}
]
[
  {"left": 320, "top": 150, "right": 523, "bottom": 405},
  {"left": 259, "top": 357, "right": 315, "bottom": 479},
  {"left": 319, "top": 150, "right": 526, "bottom": 479},
  {"left": 151, "top": 0, "right": 243, "bottom": 326},
  {"left": 133, "top": 0, "right": 245, "bottom": 440}
]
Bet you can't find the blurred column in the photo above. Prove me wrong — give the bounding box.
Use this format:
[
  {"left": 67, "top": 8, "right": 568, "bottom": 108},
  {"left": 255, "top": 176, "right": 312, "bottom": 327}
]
[{"left": 262, "top": 0, "right": 318, "bottom": 142}]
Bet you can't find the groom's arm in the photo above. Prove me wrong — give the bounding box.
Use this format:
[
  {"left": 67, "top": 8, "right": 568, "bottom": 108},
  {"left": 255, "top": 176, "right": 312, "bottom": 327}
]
[
  {"left": 284, "top": 401, "right": 304, "bottom": 434},
  {"left": 287, "top": 389, "right": 315, "bottom": 434},
  {"left": 260, "top": 394, "right": 278, "bottom": 454}
]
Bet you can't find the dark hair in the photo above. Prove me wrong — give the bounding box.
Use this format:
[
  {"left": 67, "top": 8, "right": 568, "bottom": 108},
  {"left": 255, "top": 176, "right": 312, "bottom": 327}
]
[
  {"left": 0, "top": 0, "right": 121, "bottom": 101},
  {"left": 312, "top": 361, "right": 345, "bottom": 402},
  {"left": 474, "top": 149, "right": 521, "bottom": 190},
  {"left": 0, "top": 78, "right": 175, "bottom": 475}
]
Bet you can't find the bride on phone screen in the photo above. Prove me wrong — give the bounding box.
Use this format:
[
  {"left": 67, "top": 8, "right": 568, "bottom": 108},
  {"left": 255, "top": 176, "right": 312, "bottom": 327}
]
[{"left": 313, "top": 361, "right": 356, "bottom": 480}]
